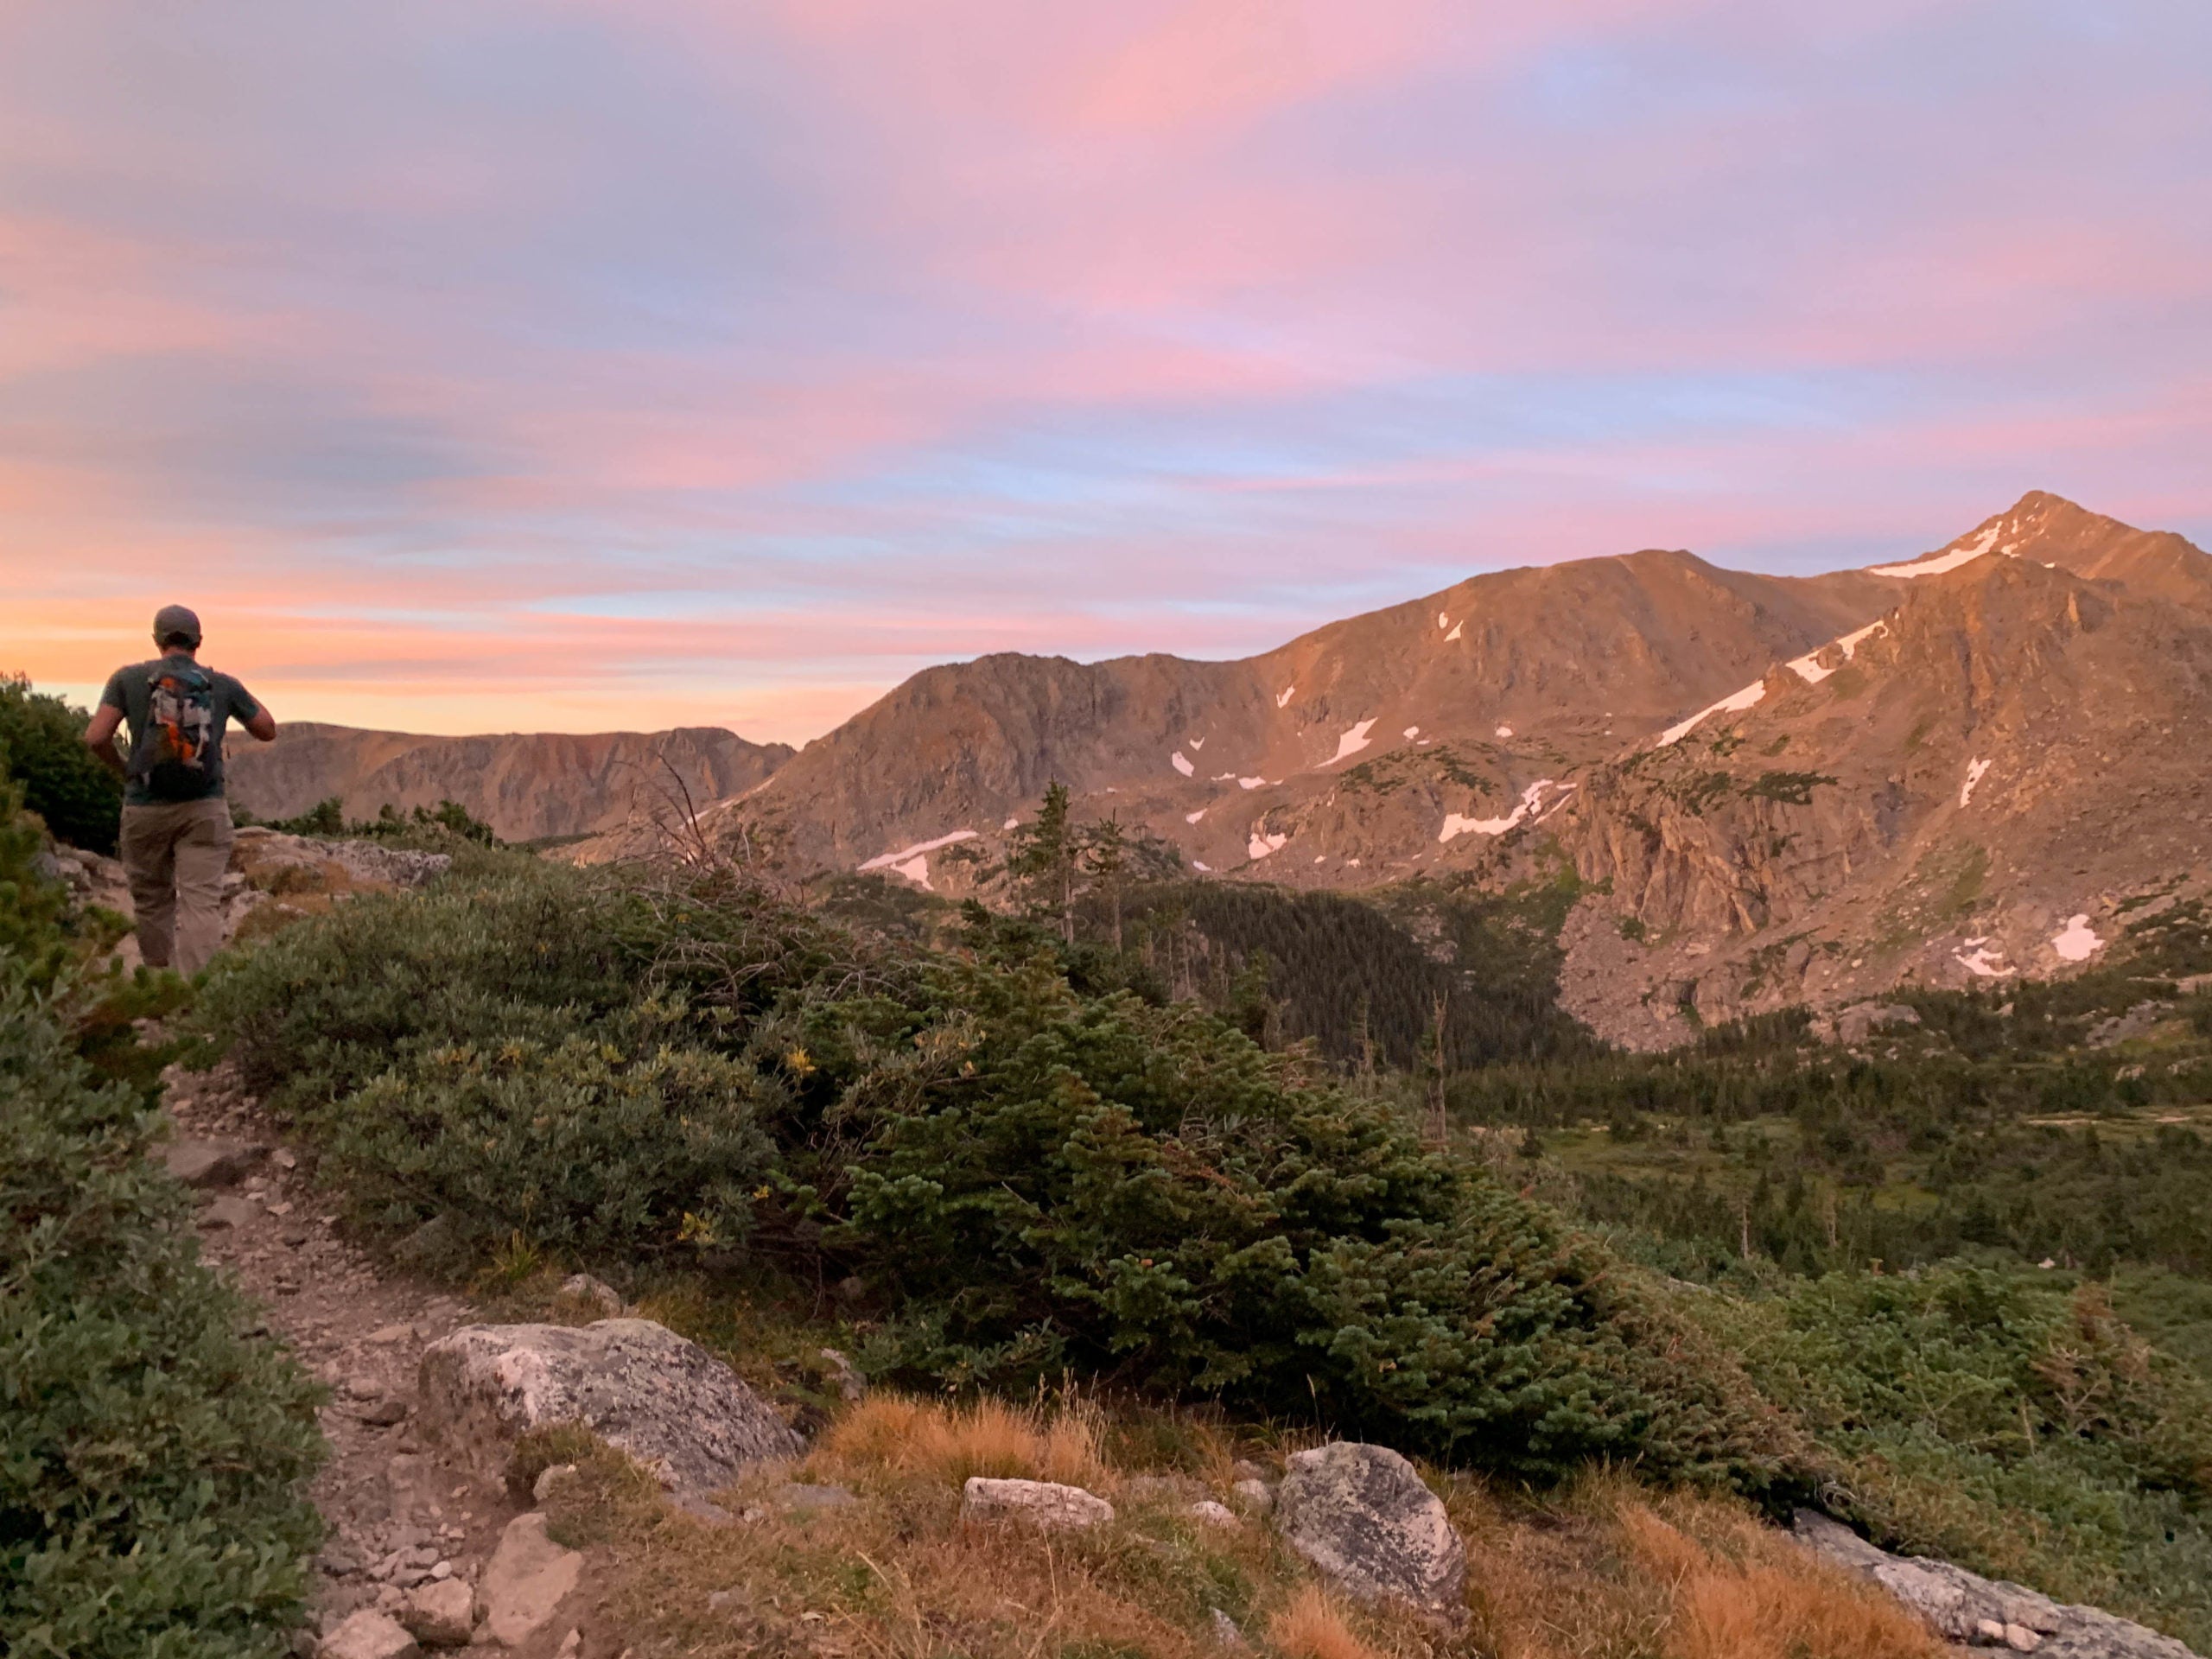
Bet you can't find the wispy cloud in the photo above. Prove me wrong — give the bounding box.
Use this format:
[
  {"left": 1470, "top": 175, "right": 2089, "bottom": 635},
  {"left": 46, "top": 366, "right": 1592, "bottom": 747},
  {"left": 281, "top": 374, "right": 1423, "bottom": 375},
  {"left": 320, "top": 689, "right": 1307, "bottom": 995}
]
[{"left": 3, "top": 1, "right": 2208, "bottom": 740}]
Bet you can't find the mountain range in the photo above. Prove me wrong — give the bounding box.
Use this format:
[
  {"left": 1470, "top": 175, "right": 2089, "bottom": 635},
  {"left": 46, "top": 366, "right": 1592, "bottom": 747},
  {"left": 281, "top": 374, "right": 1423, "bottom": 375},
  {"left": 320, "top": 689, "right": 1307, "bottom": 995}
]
[{"left": 229, "top": 491, "right": 2212, "bottom": 1044}]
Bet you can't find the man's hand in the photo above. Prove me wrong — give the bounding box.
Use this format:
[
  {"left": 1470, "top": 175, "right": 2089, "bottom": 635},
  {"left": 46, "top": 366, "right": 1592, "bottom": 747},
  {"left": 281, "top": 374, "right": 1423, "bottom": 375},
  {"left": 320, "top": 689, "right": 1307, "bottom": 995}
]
[{"left": 82, "top": 704, "right": 126, "bottom": 778}]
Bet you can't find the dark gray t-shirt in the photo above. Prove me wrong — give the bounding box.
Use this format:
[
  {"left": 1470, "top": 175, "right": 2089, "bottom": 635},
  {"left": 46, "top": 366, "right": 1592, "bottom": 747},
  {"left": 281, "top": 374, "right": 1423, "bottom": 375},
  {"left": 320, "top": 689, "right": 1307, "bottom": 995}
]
[{"left": 99, "top": 653, "right": 263, "bottom": 805}]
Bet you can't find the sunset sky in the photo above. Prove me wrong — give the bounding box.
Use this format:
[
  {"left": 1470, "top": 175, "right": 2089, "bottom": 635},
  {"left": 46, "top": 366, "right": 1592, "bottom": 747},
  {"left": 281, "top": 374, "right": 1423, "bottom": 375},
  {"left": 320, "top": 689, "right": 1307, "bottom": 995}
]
[{"left": 4, "top": 2, "right": 2208, "bottom": 742}]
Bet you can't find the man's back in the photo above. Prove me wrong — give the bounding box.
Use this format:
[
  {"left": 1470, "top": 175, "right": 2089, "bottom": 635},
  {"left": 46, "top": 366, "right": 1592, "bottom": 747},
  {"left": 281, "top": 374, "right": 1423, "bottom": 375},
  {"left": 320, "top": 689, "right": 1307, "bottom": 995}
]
[
  {"left": 84, "top": 606, "right": 276, "bottom": 974},
  {"left": 100, "top": 653, "right": 263, "bottom": 804}
]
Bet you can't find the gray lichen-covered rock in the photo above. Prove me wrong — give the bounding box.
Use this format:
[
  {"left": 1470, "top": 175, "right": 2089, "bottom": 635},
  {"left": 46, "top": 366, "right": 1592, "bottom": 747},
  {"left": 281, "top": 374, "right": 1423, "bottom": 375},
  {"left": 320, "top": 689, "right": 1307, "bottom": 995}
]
[
  {"left": 1274, "top": 1442, "right": 1465, "bottom": 1623},
  {"left": 417, "top": 1319, "right": 804, "bottom": 1495},
  {"left": 961, "top": 1477, "right": 1116, "bottom": 1532},
  {"left": 1793, "top": 1511, "right": 2200, "bottom": 1658}
]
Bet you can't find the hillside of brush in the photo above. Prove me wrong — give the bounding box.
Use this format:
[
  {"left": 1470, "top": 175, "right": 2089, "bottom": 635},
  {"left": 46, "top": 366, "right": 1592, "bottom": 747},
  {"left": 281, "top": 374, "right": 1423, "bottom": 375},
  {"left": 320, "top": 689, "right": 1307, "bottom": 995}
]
[{"left": 168, "top": 824, "right": 2212, "bottom": 1651}]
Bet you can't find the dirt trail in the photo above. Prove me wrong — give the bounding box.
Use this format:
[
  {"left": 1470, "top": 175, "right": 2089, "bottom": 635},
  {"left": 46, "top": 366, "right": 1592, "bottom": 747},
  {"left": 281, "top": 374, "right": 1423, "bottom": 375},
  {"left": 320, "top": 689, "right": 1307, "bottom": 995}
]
[{"left": 163, "top": 1061, "right": 535, "bottom": 1647}]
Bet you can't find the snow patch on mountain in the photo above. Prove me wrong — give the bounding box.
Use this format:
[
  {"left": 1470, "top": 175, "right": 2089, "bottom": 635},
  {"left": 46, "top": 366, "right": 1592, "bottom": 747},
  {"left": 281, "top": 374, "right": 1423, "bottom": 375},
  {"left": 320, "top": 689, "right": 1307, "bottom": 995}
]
[
  {"left": 1445, "top": 620, "right": 1464, "bottom": 641},
  {"left": 1403, "top": 725, "right": 1421, "bottom": 740},
  {"left": 1787, "top": 620, "right": 1887, "bottom": 684},
  {"left": 1248, "top": 828, "right": 1288, "bottom": 860},
  {"left": 1871, "top": 524, "right": 2001, "bottom": 579},
  {"left": 1239, "top": 777, "right": 1268, "bottom": 790},
  {"left": 1185, "top": 809, "right": 1205, "bottom": 823},
  {"left": 2052, "top": 915, "right": 2104, "bottom": 962},
  {"left": 1171, "top": 751, "right": 1195, "bottom": 776},
  {"left": 1495, "top": 724, "right": 1513, "bottom": 739},
  {"left": 1329, "top": 719, "right": 1377, "bottom": 764},
  {"left": 1437, "top": 612, "right": 1450, "bottom": 629},
  {"left": 861, "top": 829, "right": 978, "bottom": 872},
  {"left": 1187, "top": 736, "right": 1204, "bottom": 750},
  {"left": 1955, "top": 939, "right": 2013, "bottom": 978},
  {"left": 1276, "top": 685, "right": 1295, "bottom": 709},
  {"left": 1659, "top": 678, "right": 1768, "bottom": 747},
  {"left": 1439, "top": 779, "right": 1560, "bottom": 842},
  {"left": 1960, "top": 758, "right": 1992, "bottom": 807}
]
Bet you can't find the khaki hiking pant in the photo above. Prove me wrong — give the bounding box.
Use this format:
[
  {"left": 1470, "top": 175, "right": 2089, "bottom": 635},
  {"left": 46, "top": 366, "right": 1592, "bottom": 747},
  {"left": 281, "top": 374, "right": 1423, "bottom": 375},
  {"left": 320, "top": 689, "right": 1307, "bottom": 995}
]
[{"left": 120, "top": 798, "right": 235, "bottom": 974}]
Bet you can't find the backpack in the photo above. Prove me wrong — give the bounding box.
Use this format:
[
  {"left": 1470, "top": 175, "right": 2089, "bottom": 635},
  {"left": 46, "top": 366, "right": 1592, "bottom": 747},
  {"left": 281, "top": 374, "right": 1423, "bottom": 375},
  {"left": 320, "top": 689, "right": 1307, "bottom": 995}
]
[{"left": 129, "top": 661, "right": 223, "bottom": 799}]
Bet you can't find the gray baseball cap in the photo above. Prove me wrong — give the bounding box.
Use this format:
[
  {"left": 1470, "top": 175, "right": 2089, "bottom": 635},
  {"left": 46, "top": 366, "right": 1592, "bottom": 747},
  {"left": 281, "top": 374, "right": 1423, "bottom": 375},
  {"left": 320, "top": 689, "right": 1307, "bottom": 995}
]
[{"left": 152, "top": 603, "right": 202, "bottom": 645}]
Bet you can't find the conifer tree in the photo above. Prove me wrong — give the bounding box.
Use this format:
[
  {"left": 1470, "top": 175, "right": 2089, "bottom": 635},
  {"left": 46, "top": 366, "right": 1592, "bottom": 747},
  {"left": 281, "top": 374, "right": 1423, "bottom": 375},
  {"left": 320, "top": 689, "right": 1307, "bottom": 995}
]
[{"left": 1007, "top": 781, "right": 1078, "bottom": 942}]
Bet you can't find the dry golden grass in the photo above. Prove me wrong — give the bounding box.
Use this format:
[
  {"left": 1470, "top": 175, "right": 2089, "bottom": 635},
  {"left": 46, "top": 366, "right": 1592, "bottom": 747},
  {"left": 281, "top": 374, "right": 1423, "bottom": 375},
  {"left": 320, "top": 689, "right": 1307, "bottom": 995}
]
[
  {"left": 1617, "top": 1498, "right": 1945, "bottom": 1659},
  {"left": 815, "top": 1391, "right": 1110, "bottom": 1491},
  {"left": 1268, "top": 1586, "right": 1389, "bottom": 1659},
  {"left": 543, "top": 1392, "right": 1942, "bottom": 1659}
]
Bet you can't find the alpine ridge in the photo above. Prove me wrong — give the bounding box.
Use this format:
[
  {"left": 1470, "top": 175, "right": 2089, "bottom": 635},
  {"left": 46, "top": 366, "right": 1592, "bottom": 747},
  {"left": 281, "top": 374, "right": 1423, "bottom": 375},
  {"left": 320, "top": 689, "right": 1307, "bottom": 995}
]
[
  {"left": 226, "top": 722, "right": 792, "bottom": 844},
  {"left": 272, "top": 492, "right": 2212, "bottom": 1036}
]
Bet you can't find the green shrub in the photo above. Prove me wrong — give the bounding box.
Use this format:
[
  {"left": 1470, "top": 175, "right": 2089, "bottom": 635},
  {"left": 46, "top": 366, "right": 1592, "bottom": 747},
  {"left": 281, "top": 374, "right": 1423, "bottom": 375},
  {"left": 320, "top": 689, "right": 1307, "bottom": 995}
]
[
  {"left": 0, "top": 989, "right": 325, "bottom": 1656},
  {"left": 1700, "top": 1267, "right": 2212, "bottom": 1646},
  {"left": 804, "top": 957, "right": 1796, "bottom": 1485},
  {"left": 0, "top": 675, "right": 122, "bottom": 855},
  {"left": 0, "top": 769, "right": 74, "bottom": 995},
  {"left": 196, "top": 859, "right": 660, "bottom": 1110},
  {"left": 315, "top": 1034, "right": 782, "bottom": 1260},
  {"left": 202, "top": 865, "right": 1801, "bottom": 1491}
]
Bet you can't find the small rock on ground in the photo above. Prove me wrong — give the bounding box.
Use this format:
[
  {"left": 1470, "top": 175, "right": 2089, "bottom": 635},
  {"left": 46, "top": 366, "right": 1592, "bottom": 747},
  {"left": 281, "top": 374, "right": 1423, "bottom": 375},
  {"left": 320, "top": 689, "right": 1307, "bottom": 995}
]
[
  {"left": 318, "top": 1611, "right": 421, "bottom": 1659},
  {"left": 479, "top": 1512, "right": 583, "bottom": 1649},
  {"left": 397, "top": 1579, "right": 474, "bottom": 1648},
  {"left": 961, "top": 1477, "right": 1116, "bottom": 1533}
]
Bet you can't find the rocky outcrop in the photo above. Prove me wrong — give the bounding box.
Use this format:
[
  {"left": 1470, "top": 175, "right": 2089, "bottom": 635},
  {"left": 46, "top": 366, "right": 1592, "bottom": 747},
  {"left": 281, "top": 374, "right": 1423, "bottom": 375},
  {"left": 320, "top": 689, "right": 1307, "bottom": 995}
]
[
  {"left": 1793, "top": 1510, "right": 2200, "bottom": 1658},
  {"left": 416, "top": 1319, "right": 804, "bottom": 1496},
  {"left": 960, "top": 1477, "right": 1116, "bottom": 1532},
  {"left": 1273, "top": 1442, "right": 1466, "bottom": 1624}
]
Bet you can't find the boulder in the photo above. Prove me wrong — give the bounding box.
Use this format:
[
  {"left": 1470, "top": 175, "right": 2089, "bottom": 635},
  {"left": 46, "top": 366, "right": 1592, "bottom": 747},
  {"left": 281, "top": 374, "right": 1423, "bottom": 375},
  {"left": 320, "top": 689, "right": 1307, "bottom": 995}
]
[
  {"left": 961, "top": 1477, "right": 1116, "bottom": 1533},
  {"left": 480, "top": 1512, "right": 582, "bottom": 1648},
  {"left": 318, "top": 1611, "right": 420, "bottom": 1659},
  {"left": 1792, "top": 1511, "right": 2199, "bottom": 1658},
  {"left": 397, "top": 1579, "right": 474, "bottom": 1647},
  {"left": 1274, "top": 1443, "right": 1465, "bottom": 1624},
  {"left": 1189, "top": 1499, "right": 1240, "bottom": 1529},
  {"left": 416, "top": 1318, "right": 804, "bottom": 1495}
]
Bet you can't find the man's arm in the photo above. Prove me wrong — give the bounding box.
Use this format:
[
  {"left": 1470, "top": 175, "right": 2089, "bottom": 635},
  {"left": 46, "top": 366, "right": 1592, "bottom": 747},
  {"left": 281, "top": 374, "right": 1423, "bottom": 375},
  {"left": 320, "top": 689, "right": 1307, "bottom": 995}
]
[
  {"left": 244, "top": 706, "right": 276, "bottom": 742},
  {"left": 83, "top": 704, "right": 126, "bottom": 778}
]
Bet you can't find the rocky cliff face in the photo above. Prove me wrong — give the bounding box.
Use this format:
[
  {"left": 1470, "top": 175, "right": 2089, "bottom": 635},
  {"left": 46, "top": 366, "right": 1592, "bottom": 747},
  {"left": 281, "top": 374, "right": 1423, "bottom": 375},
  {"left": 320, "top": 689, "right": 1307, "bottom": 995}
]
[
  {"left": 226, "top": 724, "right": 791, "bottom": 844},
  {"left": 1535, "top": 508, "right": 2212, "bottom": 1043}
]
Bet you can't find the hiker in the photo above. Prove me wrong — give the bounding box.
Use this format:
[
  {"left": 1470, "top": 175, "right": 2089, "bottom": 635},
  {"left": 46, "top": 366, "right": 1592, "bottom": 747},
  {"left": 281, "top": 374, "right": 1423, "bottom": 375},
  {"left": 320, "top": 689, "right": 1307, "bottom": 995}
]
[{"left": 82, "top": 604, "right": 276, "bottom": 974}]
